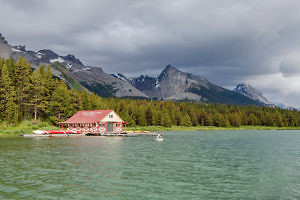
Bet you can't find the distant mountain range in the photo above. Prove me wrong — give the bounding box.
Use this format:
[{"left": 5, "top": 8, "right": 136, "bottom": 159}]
[
  {"left": 122, "top": 65, "right": 261, "bottom": 105},
  {"left": 0, "top": 33, "right": 275, "bottom": 106},
  {"left": 0, "top": 33, "right": 146, "bottom": 98}
]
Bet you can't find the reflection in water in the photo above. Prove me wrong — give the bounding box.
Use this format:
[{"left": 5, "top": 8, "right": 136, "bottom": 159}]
[{"left": 1, "top": 131, "right": 300, "bottom": 199}]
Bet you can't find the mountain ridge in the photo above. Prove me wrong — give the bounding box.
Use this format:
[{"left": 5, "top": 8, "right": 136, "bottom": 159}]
[
  {"left": 0, "top": 33, "right": 147, "bottom": 98},
  {"left": 234, "top": 83, "right": 274, "bottom": 106},
  {"left": 0, "top": 33, "right": 269, "bottom": 105},
  {"left": 128, "top": 65, "right": 262, "bottom": 105}
]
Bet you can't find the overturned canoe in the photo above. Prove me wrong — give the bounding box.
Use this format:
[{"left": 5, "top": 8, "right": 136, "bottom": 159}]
[{"left": 32, "top": 130, "right": 81, "bottom": 134}]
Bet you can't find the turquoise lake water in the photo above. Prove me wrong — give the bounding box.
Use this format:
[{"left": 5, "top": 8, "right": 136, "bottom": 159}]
[{"left": 1, "top": 130, "right": 300, "bottom": 199}]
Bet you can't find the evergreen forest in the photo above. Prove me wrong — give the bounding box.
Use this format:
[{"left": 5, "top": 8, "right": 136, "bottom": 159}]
[{"left": 1, "top": 57, "right": 300, "bottom": 128}]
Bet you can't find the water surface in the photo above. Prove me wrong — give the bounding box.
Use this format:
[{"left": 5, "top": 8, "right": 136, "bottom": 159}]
[{"left": 1, "top": 130, "right": 300, "bottom": 199}]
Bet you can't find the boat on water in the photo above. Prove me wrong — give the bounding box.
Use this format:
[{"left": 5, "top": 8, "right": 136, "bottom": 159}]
[
  {"left": 155, "top": 133, "right": 164, "bottom": 141},
  {"left": 32, "top": 130, "right": 81, "bottom": 135}
]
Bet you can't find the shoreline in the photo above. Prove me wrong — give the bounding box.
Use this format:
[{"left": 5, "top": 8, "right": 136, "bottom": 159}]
[
  {"left": 1, "top": 121, "right": 300, "bottom": 137},
  {"left": 128, "top": 125, "right": 300, "bottom": 132}
]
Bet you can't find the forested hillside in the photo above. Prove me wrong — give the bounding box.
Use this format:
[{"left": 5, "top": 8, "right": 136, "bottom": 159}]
[{"left": 1, "top": 57, "right": 300, "bottom": 127}]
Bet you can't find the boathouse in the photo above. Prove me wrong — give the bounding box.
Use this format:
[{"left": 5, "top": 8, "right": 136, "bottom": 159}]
[{"left": 58, "top": 110, "right": 127, "bottom": 133}]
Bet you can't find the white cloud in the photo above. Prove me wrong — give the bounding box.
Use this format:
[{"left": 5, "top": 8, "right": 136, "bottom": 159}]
[{"left": 245, "top": 73, "right": 300, "bottom": 107}]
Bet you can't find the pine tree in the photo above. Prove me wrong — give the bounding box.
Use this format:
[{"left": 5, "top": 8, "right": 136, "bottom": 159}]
[
  {"left": 151, "top": 109, "right": 159, "bottom": 125},
  {"left": 188, "top": 110, "right": 198, "bottom": 126},
  {"left": 145, "top": 105, "right": 154, "bottom": 126},
  {"left": 264, "top": 112, "right": 275, "bottom": 126},
  {"left": 14, "top": 57, "right": 32, "bottom": 118},
  {"left": 180, "top": 113, "right": 192, "bottom": 127},
  {"left": 28, "top": 69, "right": 47, "bottom": 120},
  {"left": 160, "top": 112, "right": 172, "bottom": 127},
  {"left": 137, "top": 107, "right": 147, "bottom": 126},
  {"left": 81, "top": 90, "right": 91, "bottom": 110},
  {"left": 49, "top": 80, "right": 71, "bottom": 121},
  {"left": 214, "top": 113, "right": 228, "bottom": 127},
  {"left": 248, "top": 113, "right": 258, "bottom": 125},
  {"left": 69, "top": 88, "right": 82, "bottom": 114},
  {"left": 229, "top": 113, "right": 241, "bottom": 127},
  {"left": 274, "top": 111, "right": 283, "bottom": 127},
  {"left": 5, "top": 57, "right": 16, "bottom": 82},
  {"left": 0, "top": 64, "right": 17, "bottom": 124},
  {"left": 204, "top": 113, "right": 214, "bottom": 126}
]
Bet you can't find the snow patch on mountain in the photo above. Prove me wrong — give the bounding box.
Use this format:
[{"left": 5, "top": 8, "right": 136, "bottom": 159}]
[
  {"left": 50, "top": 57, "right": 65, "bottom": 63},
  {"left": 11, "top": 48, "right": 23, "bottom": 53},
  {"left": 66, "top": 63, "right": 72, "bottom": 68},
  {"left": 35, "top": 52, "right": 44, "bottom": 59}
]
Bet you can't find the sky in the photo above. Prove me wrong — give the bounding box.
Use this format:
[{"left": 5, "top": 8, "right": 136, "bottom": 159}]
[{"left": 1, "top": 0, "right": 300, "bottom": 107}]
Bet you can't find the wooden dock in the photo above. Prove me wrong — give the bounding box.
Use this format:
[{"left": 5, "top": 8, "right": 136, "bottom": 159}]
[
  {"left": 85, "top": 132, "right": 160, "bottom": 137},
  {"left": 20, "top": 132, "right": 160, "bottom": 137}
]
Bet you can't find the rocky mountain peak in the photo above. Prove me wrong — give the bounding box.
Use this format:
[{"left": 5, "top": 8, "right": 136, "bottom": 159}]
[
  {"left": 111, "top": 73, "right": 131, "bottom": 83},
  {"left": 165, "top": 64, "right": 177, "bottom": 70},
  {"left": 158, "top": 64, "right": 181, "bottom": 80},
  {"left": 234, "top": 83, "right": 273, "bottom": 105},
  {"left": 13, "top": 45, "right": 26, "bottom": 52},
  {"left": 235, "top": 83, "right": 258, "bottom": 95},
  {"left": 38, "top": 49, "right": 59, "bottom": 59},
  {"left": 62, "top": 54, "right": 83, "bottom": 65},
  {"left": 0, "top": 33, "right": 8, "bottom": 44},
  {"left": 163, "top": 64, "right": 180, "bottom": 73}
]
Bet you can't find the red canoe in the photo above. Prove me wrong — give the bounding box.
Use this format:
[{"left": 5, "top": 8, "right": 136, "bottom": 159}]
[{"left": 33, "top": 130, "right": 81, "bottom": 134}]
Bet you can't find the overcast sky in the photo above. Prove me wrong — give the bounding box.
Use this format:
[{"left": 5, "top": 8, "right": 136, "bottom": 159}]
[{"left": 1, "top": 0, "right": 300, "bottom": 107}]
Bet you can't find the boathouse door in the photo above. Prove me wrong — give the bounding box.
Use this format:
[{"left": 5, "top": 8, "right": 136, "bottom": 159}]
[{"left": 107, "top": 123, "right": 114, "bottom": 132}]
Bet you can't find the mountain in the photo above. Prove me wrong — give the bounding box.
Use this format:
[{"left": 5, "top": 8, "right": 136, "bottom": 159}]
[
  {"left": 71, "top": 66, "right": 147, "bottom": 98},
  {"left": 234, "top": 83, "right": 274, "bottom": 106},
  {"left": 111, "top": 73, "right": 132, "bottom": 84},
  {"left": 0, "top": 33, "right": 269, "bottom": 105},
  {"left": 274, "top": 102, "right": 298, "bottom": 110},
  {"left": 0, "top": 33, "right": 147, "bottom": 98},
  {"left": 129, "top": 65, "right": 261, "bottom": 105}
]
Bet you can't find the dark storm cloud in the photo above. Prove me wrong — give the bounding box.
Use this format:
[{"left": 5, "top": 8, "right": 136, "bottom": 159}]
[{"left": 1, "top": 0, "right": 300, "bottom": 106}]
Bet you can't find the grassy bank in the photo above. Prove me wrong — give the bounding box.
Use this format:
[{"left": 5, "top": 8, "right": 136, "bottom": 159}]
[
  {"left": 128, "top": 125, "right": 300, "bottom": 132},
  {"left": 0, "top": 120, "right": 58, "bottom": 136},
  {"left": 1, "top": 121, "right": 300, "bottom": 136}
]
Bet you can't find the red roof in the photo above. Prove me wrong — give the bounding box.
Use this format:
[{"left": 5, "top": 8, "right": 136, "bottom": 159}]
[{"left": 59, "top": 110, "right": 114, "bottom": 124}]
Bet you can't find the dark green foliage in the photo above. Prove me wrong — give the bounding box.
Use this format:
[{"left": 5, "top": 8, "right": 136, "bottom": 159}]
[
  {"left": 229, "top": 113, "right": 241, "bottom": 127},
  {"left": 160, "top": 112, "right": 172, "bottom": 127},
  {"left": 15, "top": 57, "right": 32, "bottom": 118},
  {"left": 145, "top": 105, "right": 154, "bottom": 126},
  {"left": 81, "top": 90, "right": 91, "bottom": 110},
  {"left": 180, "top": 114, "right": 192, "bottom": 127},
  {"left": 1, "top": 56, "right": 300, "bottom": 128},
  {"left": 49, "top": 80, "right": 71, "bottom": 120},
  {"left": 81, "top": 81, "right": 117, "bottom": 97},
  {"left": 51, "top": 62, "right": 86, "bottom": 91}
]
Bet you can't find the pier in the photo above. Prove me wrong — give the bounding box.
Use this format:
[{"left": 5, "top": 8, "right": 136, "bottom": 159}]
[
  {"left": 85, "top": 132, "right": 160, "bottom": 137},
  {"left": 20, "top": 132, "right": 161, "bottom": 137}
]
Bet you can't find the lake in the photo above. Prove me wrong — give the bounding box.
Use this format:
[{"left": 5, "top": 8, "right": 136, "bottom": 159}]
[{"left": 1, "top": 130, "right": 300, "bottom": 199}]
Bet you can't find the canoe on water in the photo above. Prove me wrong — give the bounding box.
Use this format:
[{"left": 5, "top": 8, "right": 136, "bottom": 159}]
[{"left": 33, "top": 130, "right": 81, "bottom": 135}]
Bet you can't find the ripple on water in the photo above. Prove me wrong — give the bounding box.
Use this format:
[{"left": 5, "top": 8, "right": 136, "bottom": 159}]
[{"left": 1, "top": 131, "right": 300, "bottom": 199}]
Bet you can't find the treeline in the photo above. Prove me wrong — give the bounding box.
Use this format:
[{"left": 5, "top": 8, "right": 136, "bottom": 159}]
[{"left": 1, "top": 57, "right": 300, "bottom": 127}]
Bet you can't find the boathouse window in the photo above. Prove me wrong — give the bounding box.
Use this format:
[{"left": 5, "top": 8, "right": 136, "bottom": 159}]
[{"left": 109, "top": 114, "right": 113, "bottom": 118}]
